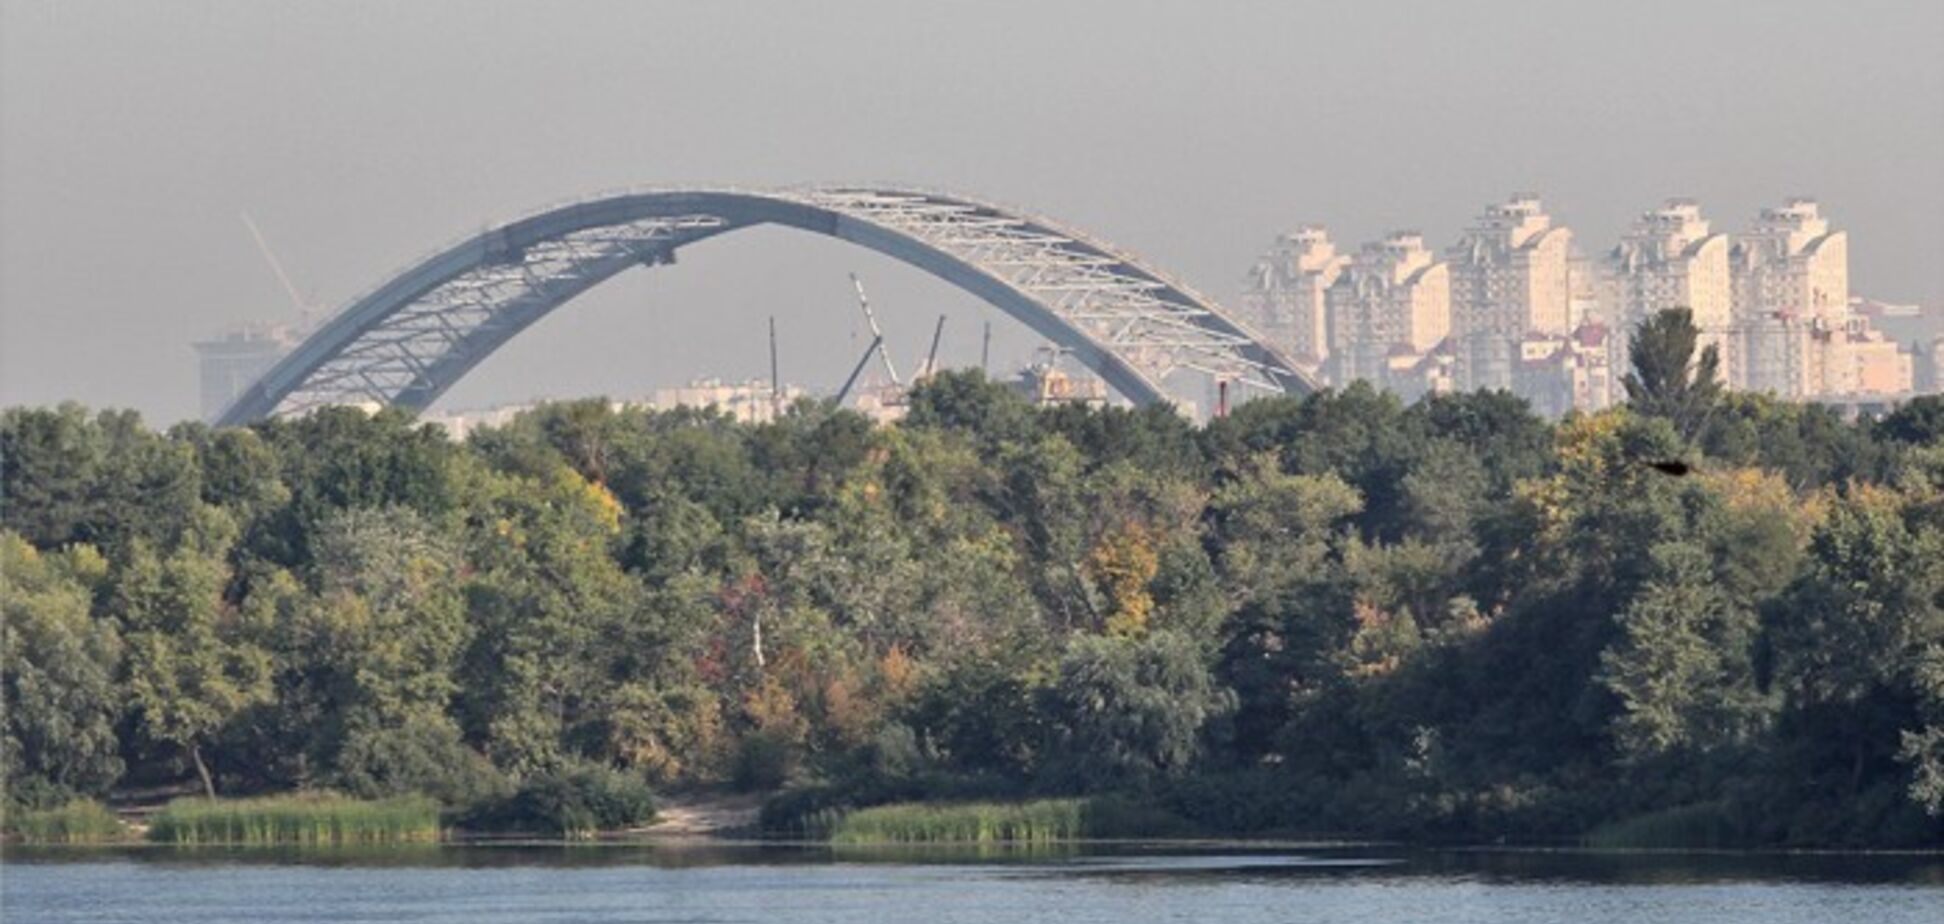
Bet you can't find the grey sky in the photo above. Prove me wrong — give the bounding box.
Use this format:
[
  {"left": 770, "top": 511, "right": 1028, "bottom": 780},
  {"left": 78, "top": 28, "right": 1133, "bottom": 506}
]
[{"left": 3, "top": 0, "right": 1940, "bottom": 423}]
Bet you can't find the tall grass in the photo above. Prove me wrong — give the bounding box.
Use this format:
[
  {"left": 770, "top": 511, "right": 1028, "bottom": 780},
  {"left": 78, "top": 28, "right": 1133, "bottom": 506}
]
[
  {"left": 7, "top": 799, "right": 128, "bottom": 844},
  {"left": 147, "top": 793, "right": 441, "bottom": 845},
  {"left": 830, "top": 799, "right": 1088, "bottom": 845},
  {"left": 1585, "top": 801, "right": 1742, "bottom": 849}
]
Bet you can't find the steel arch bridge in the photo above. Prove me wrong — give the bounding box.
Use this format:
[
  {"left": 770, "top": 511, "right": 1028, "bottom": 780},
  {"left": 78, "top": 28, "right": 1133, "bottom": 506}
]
[{"left": 215, "top": 187, "right": 1316, "bottom": 426}]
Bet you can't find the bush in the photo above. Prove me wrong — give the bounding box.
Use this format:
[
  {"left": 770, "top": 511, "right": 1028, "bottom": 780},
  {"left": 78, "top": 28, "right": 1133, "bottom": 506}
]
[
  {"left": 332, "top": 717, "right": 512, "bottom": 808},
  {"left": 1158, "top": 770, "right": 1313, "bottom": 835},
  {"left": 7, "top": 799, "right": 127, "bottom": 844},
  {"left": 1081, "top": 794, "right": 1196, "bottom": 838},
  {"left": 732, "top": 731, "right": 797, "bottom": 792},
  {"left": 1584, "top": 801, "right": 1741, "bottom": 849},
  {"left": 759, "top": 783, "right": 853, "bottom": 838},
  {"left": 147, "top": 793, "right": 439, "bottom": 845},
  {"left": 461, "top": 763, "right": 656, "bottom": 837}
]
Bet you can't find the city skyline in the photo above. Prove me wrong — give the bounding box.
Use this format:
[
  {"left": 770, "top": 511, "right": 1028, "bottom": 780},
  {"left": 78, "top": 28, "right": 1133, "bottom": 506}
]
[
  {"left": 1242, "top": 191, "right": 1931, "bottom": 414},
  {"left": 3, "top": 1, "right": 1941, "bottom": 423}
]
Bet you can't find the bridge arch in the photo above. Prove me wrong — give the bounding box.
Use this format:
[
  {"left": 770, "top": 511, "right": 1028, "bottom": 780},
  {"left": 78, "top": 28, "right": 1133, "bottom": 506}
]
[{"left": 217, "top": 187, "right": 1315, "bottom": 426}]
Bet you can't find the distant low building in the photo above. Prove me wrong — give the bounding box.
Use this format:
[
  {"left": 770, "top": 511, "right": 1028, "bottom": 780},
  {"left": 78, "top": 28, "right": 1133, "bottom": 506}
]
[
  {"left": 194, "top": 323, "right": 303, "bottom": 423},
  {"left": 1012, "top": 348, "right": 1110, "bottom": 409},
  {"left": 422, "top": 378, "right": 808, "bottom": 439}
]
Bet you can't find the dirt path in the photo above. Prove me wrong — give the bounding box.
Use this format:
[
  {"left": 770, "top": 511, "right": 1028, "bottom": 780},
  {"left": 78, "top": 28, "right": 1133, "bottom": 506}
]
[{"left": 634, "top": 791, "right": 764, "bottom": 837}]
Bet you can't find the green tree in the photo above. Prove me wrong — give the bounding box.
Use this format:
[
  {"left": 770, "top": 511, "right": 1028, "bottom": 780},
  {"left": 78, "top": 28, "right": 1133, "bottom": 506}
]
[
  {"left": 0, "top": 406, "right": 202, "bottom": 554},
  {"left": 0, "top": 535, "right": 124, "bottom": 801},
  {"left": 1599, "top": 542, "right": 1770, "bottom": 759},
  {"left": 1768, "top": 485, "right": 1944, "bottom": 814},
  {"left": 457, "top": 464, "right": 644, "bottom": 773},
  {"left": 1624, "top": 307, "right": 1722, "bottom": 440},
  {"left": 1206, "top": 454, "right": 1361, "bottom": 606},
  {"left": 114, "top": 508, "right": 270, "bottom": 797},
  {"left": 253, "top": 506, "right": 471, "bottom": 786},
  {"left": 1045, "top": 631, "right": 1233, "bottom": 785}
]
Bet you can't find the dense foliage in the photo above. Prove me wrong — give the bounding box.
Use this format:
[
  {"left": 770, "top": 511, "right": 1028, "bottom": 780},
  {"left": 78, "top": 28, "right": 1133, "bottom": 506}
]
[{"left": 5, "top": 345, "right": 1943, "bottom": 846}]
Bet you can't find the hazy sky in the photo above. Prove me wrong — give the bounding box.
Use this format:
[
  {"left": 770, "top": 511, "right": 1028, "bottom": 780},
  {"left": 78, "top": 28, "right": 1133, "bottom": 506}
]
[{"left": 3, "top": 0, "right": 1941, "bottom": 423}]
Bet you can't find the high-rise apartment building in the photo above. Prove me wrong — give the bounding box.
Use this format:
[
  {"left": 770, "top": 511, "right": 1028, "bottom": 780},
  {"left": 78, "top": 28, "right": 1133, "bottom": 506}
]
[
  {"left": 1446, "top": 194, "right": 1573, "bottom": 390},
  {"left": 1604, "top": 199, "right": 1732, "bottom": 393},
  {"left": 1730, "top": 198, "right": 1852, "bottom": 396},
  {"left": 1325, "top": 232, "right": 1450, "bottom": 387},
  {"left": 1239, "top": 225, "right": 1349, "bottom": 369}
]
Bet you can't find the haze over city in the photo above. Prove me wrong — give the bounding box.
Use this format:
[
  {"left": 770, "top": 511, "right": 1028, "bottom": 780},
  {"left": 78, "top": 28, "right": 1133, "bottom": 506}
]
[{"left": 2, "top": 0, "right": 1940, "bottom": 422}]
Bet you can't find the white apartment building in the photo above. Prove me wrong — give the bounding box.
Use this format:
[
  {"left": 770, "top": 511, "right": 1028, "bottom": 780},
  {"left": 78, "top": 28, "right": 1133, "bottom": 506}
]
[
  {"left": 1604, "top": 199, "right": 1733, "bottom": 393},
  {"left": 1326, "top": 232, "right": 1451, "bottom": 386},
  {"left": 1239, "top": 225, "right": 1349, "bottom": 369},
  {"left": 1730, "top": 198, "right": 1853, "bottom": 396},
  {"left": 1446, "top": 194, "right": 1573, "bottom": 390}
]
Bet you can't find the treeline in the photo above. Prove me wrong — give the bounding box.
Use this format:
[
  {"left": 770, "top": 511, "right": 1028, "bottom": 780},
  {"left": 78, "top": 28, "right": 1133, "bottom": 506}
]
[{"left": 4, "top": 341, "right": 1943, "bottom": 845}]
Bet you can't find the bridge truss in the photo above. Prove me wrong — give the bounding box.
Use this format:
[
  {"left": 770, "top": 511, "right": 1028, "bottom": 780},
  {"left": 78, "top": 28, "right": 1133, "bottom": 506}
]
[{"left": 217, "top": 187, "right": 1315, "bottom": 426}]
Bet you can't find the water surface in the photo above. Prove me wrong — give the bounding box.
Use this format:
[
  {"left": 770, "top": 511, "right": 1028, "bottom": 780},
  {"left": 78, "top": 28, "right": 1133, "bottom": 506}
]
[{"left": 4, "top": 842, "right": 1940, "bottom": 923}]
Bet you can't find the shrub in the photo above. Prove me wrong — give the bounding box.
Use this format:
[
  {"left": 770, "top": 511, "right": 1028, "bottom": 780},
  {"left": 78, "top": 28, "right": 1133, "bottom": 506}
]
[
  {"left": 759, "top": 783, "right": 853, "bottom": 838},
  {"left": 1157, "top": 770, "right": 1314, "bottom": 835},
  {"left": 332, "top": 717, "right": 512, "bottom": 808},
  {"left": 7, "top": 799, "right": 127, "bottom": 844},
  {"left": 732, "top": 731, "right": 797, "bottom": 792},
  {"left": 461, "top": 763, "right": 656, "bottom": 837},
  {"left": 1585, "top": 801, "right": 1742, "bottom": 849},
  {"left": 146, "top": 793, "right": 440, "bottom": 845}
]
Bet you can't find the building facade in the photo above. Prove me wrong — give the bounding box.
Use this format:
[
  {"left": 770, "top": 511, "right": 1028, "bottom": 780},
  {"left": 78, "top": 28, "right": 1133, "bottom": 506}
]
[
  {"left": 1603, "top": 199, "right": 1733, "bottom": 396},
  {"left": 1730, "top": 198, "right": 1852, "bottom": 396},
  {"left": 1325, "top": 232, "right": 1451, "bottom": 387},
  {"left": 1446, "top": 194, "right": 1573, "bottom": 391},
  {"left": 1238, "top": 225, "right": 1349, "bottom": 369}
]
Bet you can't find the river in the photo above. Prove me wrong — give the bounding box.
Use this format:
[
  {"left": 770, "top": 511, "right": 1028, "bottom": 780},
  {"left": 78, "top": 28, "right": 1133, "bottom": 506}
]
[{"left": 3, "top": 843, "right": 1940, "bottom": 923}]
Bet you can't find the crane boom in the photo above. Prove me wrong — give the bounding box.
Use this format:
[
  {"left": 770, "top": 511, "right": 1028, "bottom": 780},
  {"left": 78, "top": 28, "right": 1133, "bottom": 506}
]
[
  {"left": 241, "top": 212, "right": 310, "bottom": 317},
  {"left": 849, "top": 273, "right": 901, "bottom": 387},
  {"left": 919, "top": 315, "right": 946, "bottom": 380},
  {"left": 833, "top": 335, "right": 883, "bottom": 406}
]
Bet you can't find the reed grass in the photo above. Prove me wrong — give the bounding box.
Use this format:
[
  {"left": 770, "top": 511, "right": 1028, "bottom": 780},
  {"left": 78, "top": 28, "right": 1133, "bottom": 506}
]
[
  {"left": 146, "top": 793, "right": 441, "bottom": 845},
  {"left": 7, "top": 799, "right": 128, "bottom": 844},
  {"left": 829, "top": 799, "right": 1087, "bottom": 845}
]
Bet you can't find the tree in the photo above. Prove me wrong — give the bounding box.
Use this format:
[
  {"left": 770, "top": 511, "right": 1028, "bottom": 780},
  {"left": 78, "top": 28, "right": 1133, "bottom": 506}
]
[
  {"left": 0, "top": 535, "right": 124, "bottom": 801},
  {"left": 115, "top": 508, "right": 270, "bottom": 797},
  {"left": 1599, "top": 542, "right": 1770, "bottom": 760},
  {"left": 902, "top": 369, "right": 1037, "bottom": 454},
  {"left": 0, "top": 406, "right": 202, "bottom": 554},
  {"left": 1878, "top": 395, "right": 1944, "bottom": 447},
  {"left": 1767, "top": 486, "right": 1944, "bottom": 810},
  {"left": 1624, "top": 307, "right": 1722, "bottom": 440},
  {"left": 1045, "top": 631, "right": 1232, "bottom": 786},
  {"left": 1206, "top": 454, "right": 1361, "bottom": 606},
  {"left": 457, "top": 464, "right": 645, "bottom": 774},
  {"left": 261, "top": 506, "right": 470, "bottom": 786},
  {"left": 1087, "top": 523, "right": 1161, "bottom": 638}
]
